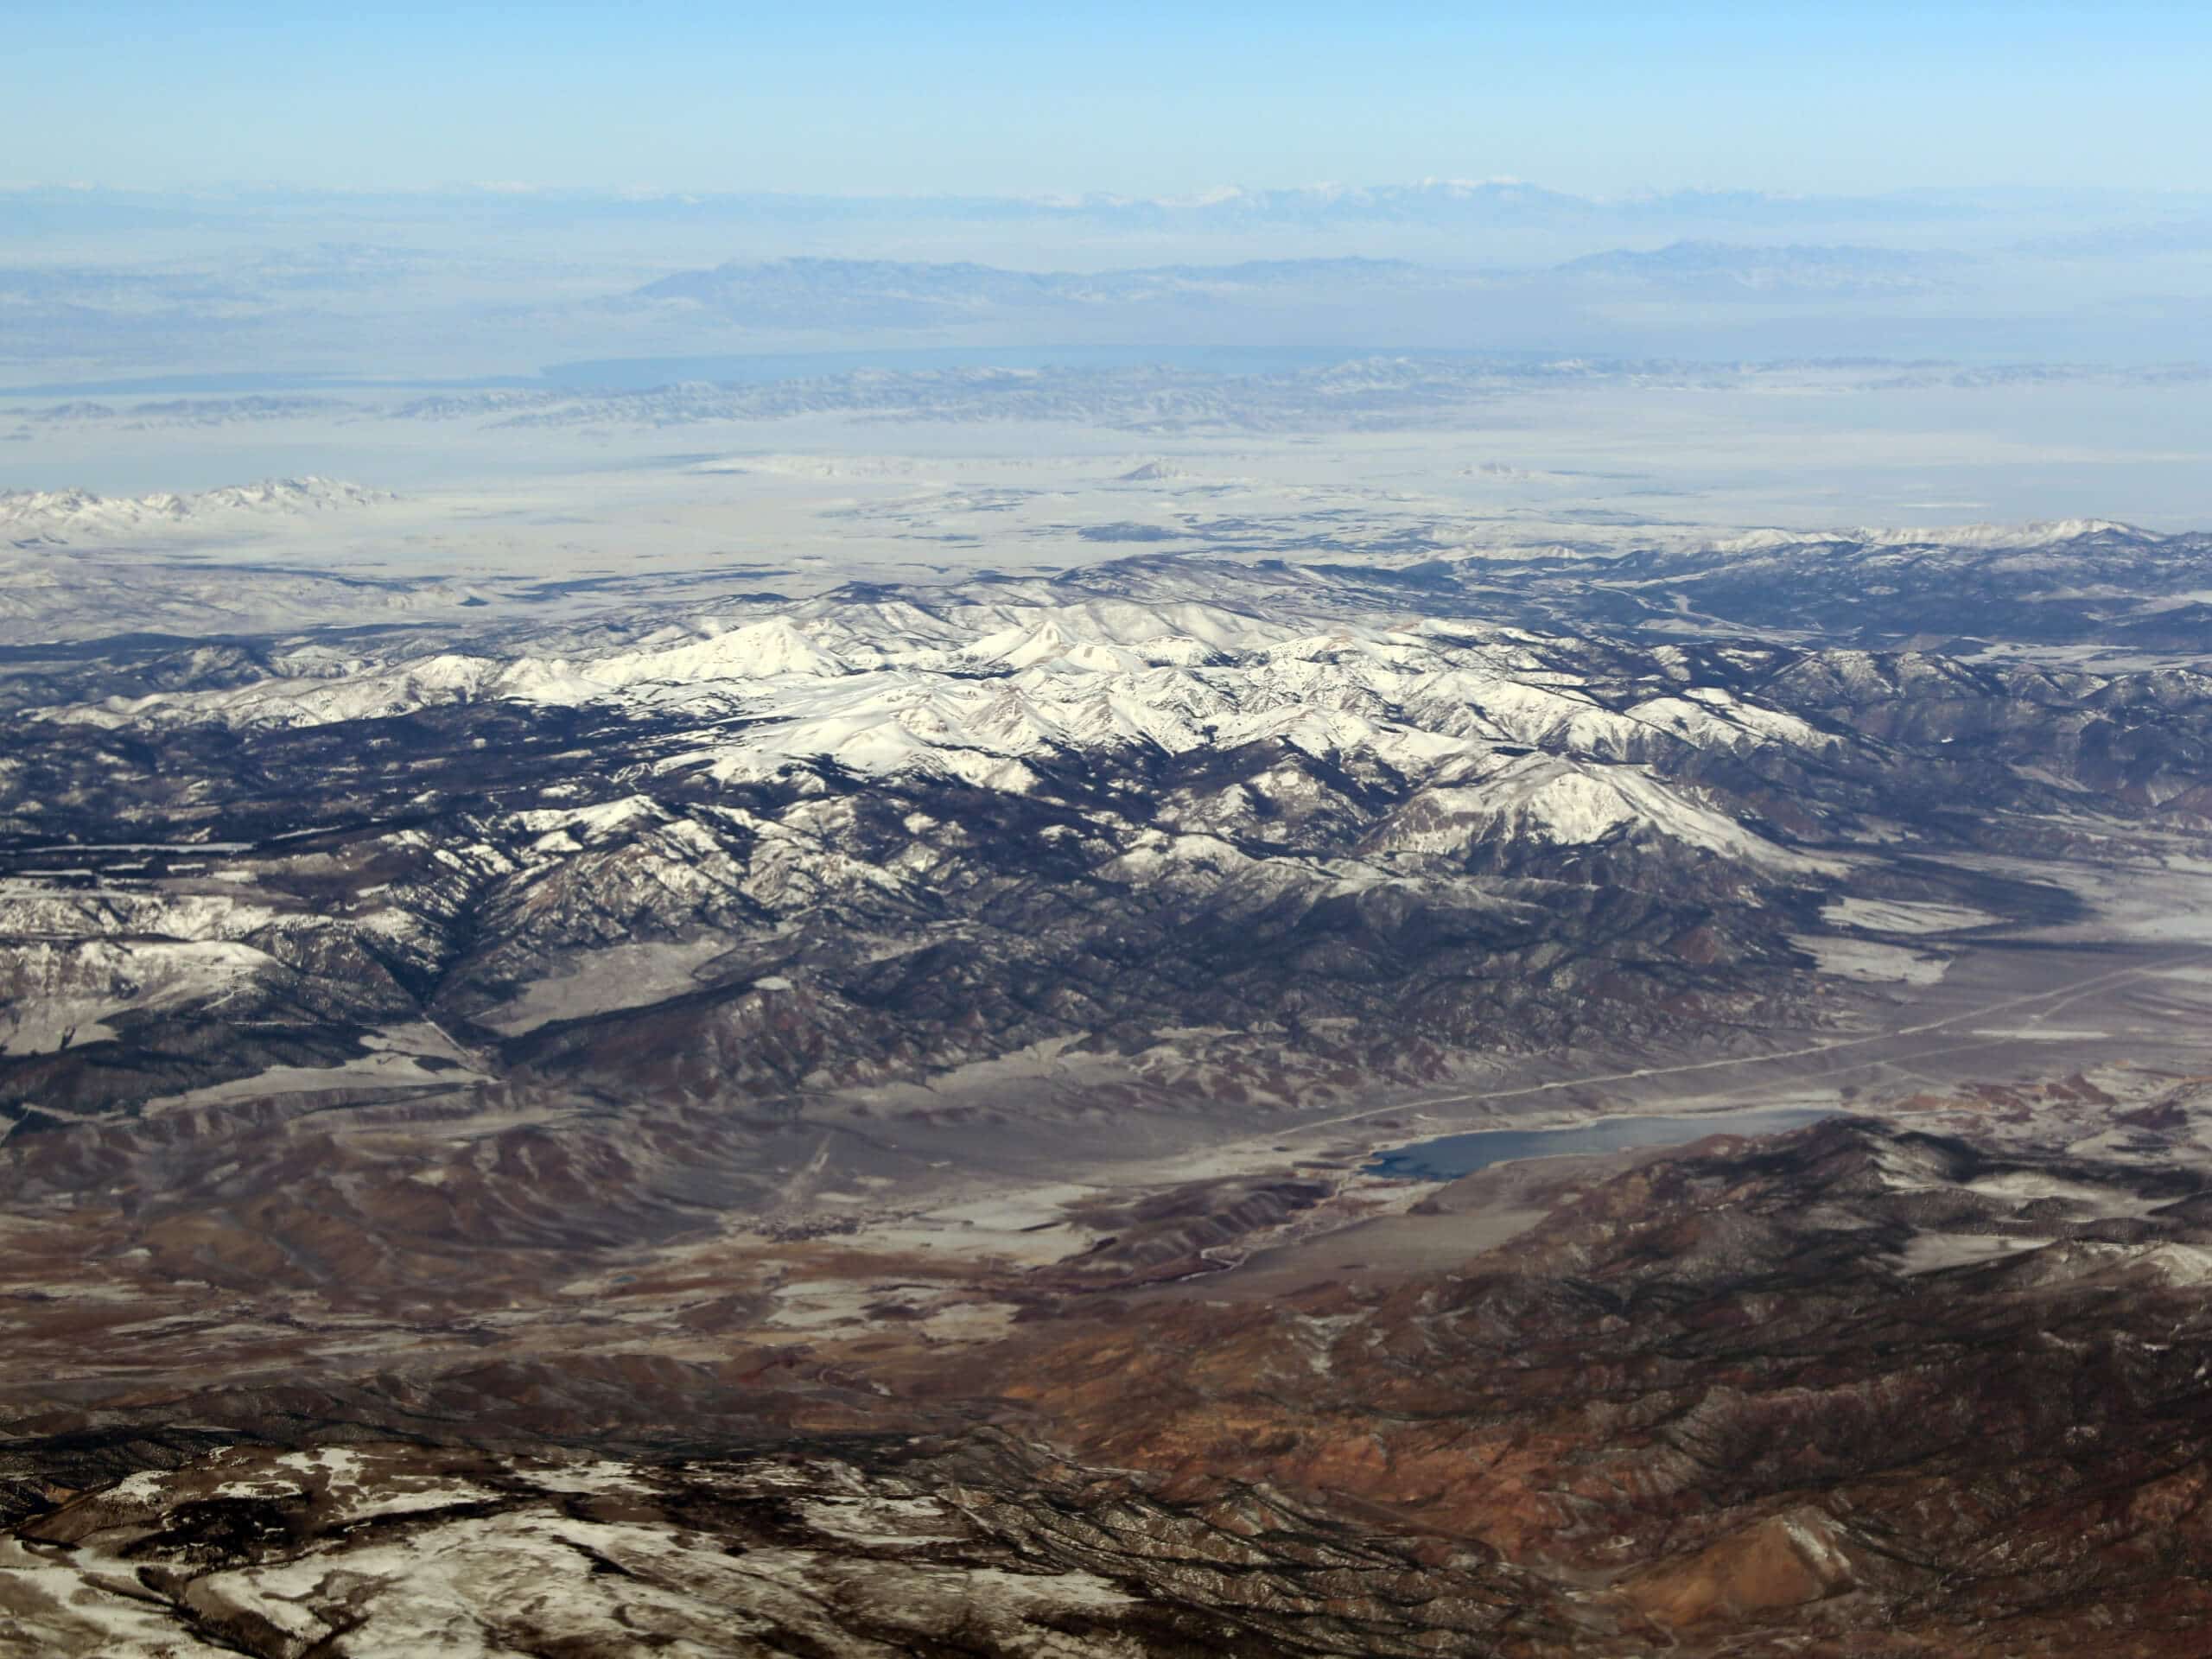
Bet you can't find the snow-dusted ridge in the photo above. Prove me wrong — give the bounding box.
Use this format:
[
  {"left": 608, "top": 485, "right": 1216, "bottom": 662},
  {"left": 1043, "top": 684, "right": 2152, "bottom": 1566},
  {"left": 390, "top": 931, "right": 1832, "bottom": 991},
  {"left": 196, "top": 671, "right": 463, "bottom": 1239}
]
[
  {"left": 1707, "top": 518, "right": 2148, "bottom": 555},
  {"left": 0, "top": 476, "right": 392, "bottom": 542},
  {"left": 50, "top": 580, "right": 1845, "bottom": 795},
  {"left": 9, "top": 529, "right": 2212, "bottom": 1129},
  {"left": 29, "top": 565, "right": 1887, "bottom": 901}
]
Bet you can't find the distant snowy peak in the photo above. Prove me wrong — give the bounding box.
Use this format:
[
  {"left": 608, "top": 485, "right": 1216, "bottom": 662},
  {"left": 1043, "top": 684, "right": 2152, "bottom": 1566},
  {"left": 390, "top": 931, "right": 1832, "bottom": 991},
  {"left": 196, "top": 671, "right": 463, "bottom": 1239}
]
[
  {"left": 0, "top": 476, "right": 392, "bottom": 541},
  {"left": 1707, "top": 518, "right": 2151, "bottom": 555},
  {"left": 1554, "top": 240, "right": 1950, "bottom": 295},
  {"left": 1854, "top": 518, "right": 2146, "bottom": 550}
]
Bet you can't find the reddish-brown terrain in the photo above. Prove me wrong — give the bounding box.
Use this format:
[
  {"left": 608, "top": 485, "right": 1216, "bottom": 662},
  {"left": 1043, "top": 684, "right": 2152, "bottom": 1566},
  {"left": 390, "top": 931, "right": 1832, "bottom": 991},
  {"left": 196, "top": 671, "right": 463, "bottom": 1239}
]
[{"left": 6, "top": 1065, "right": 2212, "bottom": 1655}]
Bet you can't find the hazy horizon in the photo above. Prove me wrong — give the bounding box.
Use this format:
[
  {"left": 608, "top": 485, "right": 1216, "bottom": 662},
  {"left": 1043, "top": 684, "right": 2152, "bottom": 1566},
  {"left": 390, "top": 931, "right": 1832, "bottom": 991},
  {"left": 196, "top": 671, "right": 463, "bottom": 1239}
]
[
  {"left": 12, "top": 8, "right": 2209, "bottom": 408},
  {"left": 15, "top": 3, "right": 2212, "bottom": 197}
]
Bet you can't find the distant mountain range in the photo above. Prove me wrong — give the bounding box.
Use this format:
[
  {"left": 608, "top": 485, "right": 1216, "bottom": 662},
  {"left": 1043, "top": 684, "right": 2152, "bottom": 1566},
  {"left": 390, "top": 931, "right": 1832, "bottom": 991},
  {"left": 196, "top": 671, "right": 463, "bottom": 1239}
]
[
  {"left": 0, "top": 477, "right": 389, "bottom": 544},
  {"left": 1554, "top": 240, "right": 1951, "bottom": 295},
  {"left": 3, "top": 175, "right": 2203, "bottom": 385},
  {"left": 10, "top": 179, "right": 2208, "bottom": 236},
  {"left": 629, "top": 255, "right": 1432, "bottom": 326},
  {"left": 621, "top": 244, "right": 1957, "bottom": 329}
]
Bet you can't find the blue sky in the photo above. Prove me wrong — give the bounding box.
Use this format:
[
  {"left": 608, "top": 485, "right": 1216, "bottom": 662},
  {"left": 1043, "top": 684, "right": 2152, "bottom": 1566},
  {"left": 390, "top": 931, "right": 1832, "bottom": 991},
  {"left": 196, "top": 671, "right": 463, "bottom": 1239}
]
[{"left": 11, "top": 2, "right": 2211, "bottom": 197}]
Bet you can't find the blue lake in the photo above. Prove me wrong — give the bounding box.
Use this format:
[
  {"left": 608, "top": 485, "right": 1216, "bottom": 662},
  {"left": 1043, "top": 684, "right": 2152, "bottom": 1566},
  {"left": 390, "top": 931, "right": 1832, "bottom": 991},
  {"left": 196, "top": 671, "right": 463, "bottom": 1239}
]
[{"left": 1365, "top": 1108, "right": 1840, "bottom": 1181}]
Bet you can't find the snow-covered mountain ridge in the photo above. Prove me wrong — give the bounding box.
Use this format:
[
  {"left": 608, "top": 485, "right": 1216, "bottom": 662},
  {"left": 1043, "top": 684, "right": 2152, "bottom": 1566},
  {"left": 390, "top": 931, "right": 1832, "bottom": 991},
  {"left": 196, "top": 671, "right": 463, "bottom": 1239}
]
[
  {"left": 4, "top": 524, "right": 2209, "bottom": 1125},
  {"left": 40, "top": 574, "right": 1849, "bottom": 822},
  {"left": 0, "top": 477, "right": 391, "bottom": 543},
  {"left": 1706, "top": 518, "right": 2146, "bottom": 553}
]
